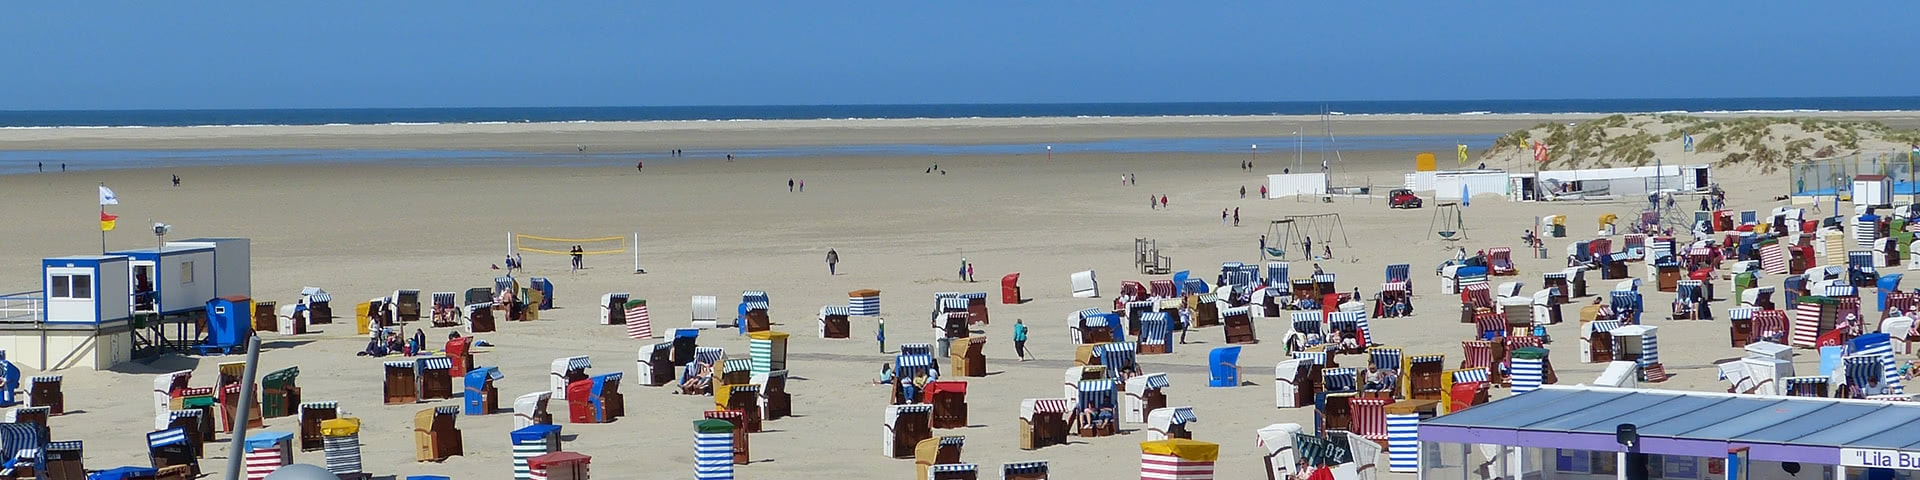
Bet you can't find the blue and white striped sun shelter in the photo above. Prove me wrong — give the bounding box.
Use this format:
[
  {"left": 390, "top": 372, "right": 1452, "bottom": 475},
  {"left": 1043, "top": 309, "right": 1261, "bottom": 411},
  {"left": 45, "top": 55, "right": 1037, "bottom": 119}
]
[
  {"left": 848, "top": 290, "right": 880, "bottom": 316},
  {"left": 1850, "top": 333, "right": 1903, "bottom": 395},
  {"left": 1099, "top": 343, "right": 1138, "bottom": 377},
  {"left": 1386, "top": 408, "right": 1421, "bottom": 473},
  {"left": 1268, "top": 262, "right": 1291, "bottom": 288},
  {"left": 694, "top": 419, "right": 734, "bottom": 480},
  {"left": 1510, "top": 348, "right": 1547, "bottom": 394},
  {"left": 0, "top": 423, "right": 40, "bottom": 478},
  {"left": 1322, "top": 368, "right": 1358, "bottom": 393},
  {"left": 511, "top": 424, "right": 562, "bottom": 480},
  {"left": 1328, "top": 311, "right": 1371, "bottom": 344},
  {"left": 1385, "top": 263, "right": 1411, "bottom": 285}
]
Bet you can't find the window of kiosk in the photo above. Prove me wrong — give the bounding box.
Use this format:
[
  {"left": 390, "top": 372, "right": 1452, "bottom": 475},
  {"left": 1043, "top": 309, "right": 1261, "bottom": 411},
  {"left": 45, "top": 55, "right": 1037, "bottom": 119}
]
[
  {"left": 179, "top": 261, "right": 194, "bottom": 285},
  {"left": 50, "top": 274, "right": 91, "bottom": 299}
]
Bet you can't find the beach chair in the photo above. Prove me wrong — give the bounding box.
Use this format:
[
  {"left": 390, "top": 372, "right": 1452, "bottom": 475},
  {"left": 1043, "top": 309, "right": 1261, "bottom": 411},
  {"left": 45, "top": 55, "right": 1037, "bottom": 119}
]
[
  {"left": 1075, "top": 379, "right": 1119, "bottom": 437},
  {"left": 259, "top": 367, "right": 299, "bottom": 418},
  {"left": 1080, "top": 312, "right": 1116, "bottom": 344},
  {"left": 147, "top": 427, "right": 195, "bottom": 477},
  {"left": 465, "top": 367, "right": 503, "bottom": 416},
  {"left": 514, "top": 392, "right": 554, "bottom": 429},
  {"left": 1146, "top": 406, "right": 1198, "bottom": 441},
  {"left": 251, "top": 300, "right": 277, "bottom": 334},
  {"left": 928, "top": 463, "right": 978, "bottom": 480},
  {"left": 218, "top": 383, "right": 263, "bottom": 433},
  {"left": 712, "top": 384, "right": 760, "bottom": 433},
  {"left": 383, "top": 361, "right": 418, "bottom": 405},
  {"left": 25, "top": 376, "right": 61, "bottom": 416},
  {"left": 691, "top": 295, "right": 719, "bottom": 329},
  {"left": 443, "top": 336, "right": 476, "bottom": 376},
  {"left": 952, "top": 336, "right": 987, "bottom": 377},
  {"left": 417, "top": 357, "right": 455, "bottom": 400},
  {"left": 413, "top": 406, "right": 463, "bottom": 462},
  {"left": 670, "top": 328, "right": 700, "bottom": 366},
  {"left": 1003, "top": 461, "right": 1050, "bottom": 480},
  {"left": 961, "top": 291, "right": 990, "bottom": 325},
  {"left": 317, "top": 418, "right": 367, "bottom": 480},
  {"left": 882, "top": 404, "right": 933, "bottom": 458},
  {"left": 623, "top": 298, "right": 653, "bottom": 340},
  {"left": 567, "top": 373, "right": 625, "bottom": 424},
  {"left": 1018, "top": 398, "right": 1071, "bottom": 450},
  {"left": 927, "top": 381, "right": 969, "bottom": 429},
  {"left": 1222, "top": 306, "right": 1257, "bottom": 344},
  {"left": 550, "top": 356, "right": 591, "bottom": 401},
  {"left": 1784, "top": 376, "right": 1830, "bottom": 397},
  {"left": 42, "top": 440, "right": 80, "bottom": 480},
  {"left": 818, "top": 305, "right": 851, "bottom": 339},
  {"left": 1439, "top": 368, "right": 1490, "bottom": 414},
  {"left": 1489, "top": 247, "right": 1517, "bottom": 276},
  {"left": 753, "top": 369, "right": 792, "bottom": 420},
  {"left": 1126, "top": 373, "right": 1171, "bottom": 424},
  {"left": 740, "top": 300, "right": 771, "bottom": 333},
  {"left": 393, "top": 289, "right": 422, "bottom": 324},
  {"left": 1209, "top": 346, "right": 1243, "bottom": 387},
  {"left": 429, "top": 292, "right": 459, "bottom": 327},
  {"left": 301, "top": 287, "right": 335, "bottom": 325},
  {"left": 298, "top": 402, "right": 338, "bottom": 452},
  {"left": 600, "top": 293, "right": 630, "bottom": 325},
  {"left": 465, "top": 302, "right": 496, "bottom": 333},
  {"left": 638, "top": 343, "right": 675, "bottom": 386}
]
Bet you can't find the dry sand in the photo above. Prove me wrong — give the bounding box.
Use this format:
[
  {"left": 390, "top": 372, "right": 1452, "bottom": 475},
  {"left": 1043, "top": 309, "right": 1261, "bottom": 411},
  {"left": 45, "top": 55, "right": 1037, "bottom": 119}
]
[{"left": 0, "top": 114, "right": 1897, "bottom": 478}]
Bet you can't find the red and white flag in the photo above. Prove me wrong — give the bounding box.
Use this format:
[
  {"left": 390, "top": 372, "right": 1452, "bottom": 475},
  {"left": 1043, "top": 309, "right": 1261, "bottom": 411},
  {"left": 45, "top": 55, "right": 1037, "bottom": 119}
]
[{"left": 1532, "top": 141, "right": 1548, "bottom": 163}]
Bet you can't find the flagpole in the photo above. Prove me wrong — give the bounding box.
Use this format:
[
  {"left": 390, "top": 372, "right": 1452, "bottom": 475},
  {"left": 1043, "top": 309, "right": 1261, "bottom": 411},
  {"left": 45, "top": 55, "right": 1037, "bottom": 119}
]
[{"left": 100, "top": 205, "right": 106, "bottom": 254}]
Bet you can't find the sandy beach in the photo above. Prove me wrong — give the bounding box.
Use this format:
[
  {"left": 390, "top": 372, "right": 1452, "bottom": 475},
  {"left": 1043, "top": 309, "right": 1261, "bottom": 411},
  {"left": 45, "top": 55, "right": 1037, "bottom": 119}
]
[{"left": 0, "top": 113, "right": 1906, "bottom": 478}]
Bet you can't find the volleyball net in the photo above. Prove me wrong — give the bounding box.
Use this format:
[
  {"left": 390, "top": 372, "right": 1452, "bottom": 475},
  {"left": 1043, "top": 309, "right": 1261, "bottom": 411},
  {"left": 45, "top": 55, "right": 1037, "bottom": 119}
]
[{"left": 512, "top": 233, "right": 629, "bottom": 256}]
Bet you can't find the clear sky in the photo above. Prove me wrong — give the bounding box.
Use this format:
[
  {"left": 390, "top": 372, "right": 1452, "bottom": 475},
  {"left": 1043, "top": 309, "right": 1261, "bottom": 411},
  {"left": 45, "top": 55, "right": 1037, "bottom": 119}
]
[{"left": 0, "top": 1, "right": 1910, "bottom": 110}]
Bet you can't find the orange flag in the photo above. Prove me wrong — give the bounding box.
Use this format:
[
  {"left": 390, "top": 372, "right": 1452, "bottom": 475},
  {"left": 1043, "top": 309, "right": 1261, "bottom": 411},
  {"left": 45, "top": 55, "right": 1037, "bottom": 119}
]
[{"left": 100, "top": 211, "right": 118, "bottom": 232}]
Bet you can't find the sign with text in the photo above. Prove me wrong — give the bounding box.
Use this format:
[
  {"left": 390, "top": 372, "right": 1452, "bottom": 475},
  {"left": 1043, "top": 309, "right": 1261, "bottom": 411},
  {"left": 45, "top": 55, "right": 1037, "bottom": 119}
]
[{"left": 1841, "top": 448, "right": 1920, "bottom": 470}]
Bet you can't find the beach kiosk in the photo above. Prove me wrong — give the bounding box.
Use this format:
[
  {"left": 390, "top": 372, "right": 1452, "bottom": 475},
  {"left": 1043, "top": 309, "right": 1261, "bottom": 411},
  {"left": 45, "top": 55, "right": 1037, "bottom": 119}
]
[{"left": 694, "top": 419, "right": 735, "bottom": 479}]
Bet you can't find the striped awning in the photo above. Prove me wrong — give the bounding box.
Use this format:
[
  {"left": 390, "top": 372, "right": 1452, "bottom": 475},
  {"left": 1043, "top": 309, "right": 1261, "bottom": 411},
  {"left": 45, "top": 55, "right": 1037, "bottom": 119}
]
[
  {"left": 1167, "top": 407, "right": 1198, "bottom": 424},
  {"left": 301, "top": 401, "right": 339, "bottom": 410},
  {"left": 896, "top": 354, "right": 933, "bottom": 368},
  {"left": 1222, "top": 306, "right": 1251, "bottom": 317},
  {"left": 1323, "top": 368, "right": 1358, "bottom": 392},
  {"left": 939, "top": 436, "right": 966, "bottom": 447},
  {"left": 1003, "top": 461, "right": 1049, "bottom": 474},
  {"left": 820, "top": 305, "right": 851, "bottom": 317},
  {"left": 559, "top": 356, "right": 592, "bottom": 372},
  {"left": 168, "top": 410, "right": 202, "bottom": 420},
  {"left": 940, "top": 297, "right": 970, "bottom": 311},
  {"left": 1078, "top": 379, "right": 1116, "bottom": 393},
  {"left": 1381, "top": 281, "right": 1409, "bottom": 292},
  {"left": 1083, "top": 315, "right": 1110, "bottom": 328},
  {"left": 694, "top": 348, "right": 725, "bottom": 366},
  {"left": 1370, "top": 349, "right": 1403, "bottom": 370},
  {"left": 0, "top": 424, "right": 39, "bottom": 464},
  {"left": 147, "top": 428, "right": 187, "bottom": 448},
  {"left": 44, "top": 441, "right": 78, "bottom": 453},
  {"left": 1313, "top": 274, "right": 1336, "bottom": 283},
  {"left": 1144, "top": 373, "right": 1171, "bottom": 390},
  {"left": 1452, "top": 368, "right": 1490, "bottom": 383},
  {"left": 742, "top": 290, "right": 769, "bottom": 301},
  {"left": 931, "top": 463, "right": 978, "bottom": 473},
  {"left": 434, "top": 406, "right": 459, "bottom": 416},
  {"left": 1198, "top": 293, "right": 1219, "bottom": 303},
  {"left": 958, "top": 292, "right": 987, "bottom": 300},
  {"left": 1027, "top": 399, "right": 1073, "bottom": 415},
  {"left": 1729, "top": 307, "right": 1756, "bottom": 320},
  {"left": 1294, "top": 351, "right": 1327, "bottom": 365},
  {"left": 722, "top": 358, "right": 753, "bottom": 374},
  {"left": 383, "top": 361, "right": 415, "bottom": 368},
  {"left": 1825, "top": 284, "right": 1859, "bottom": 297},
  {"left": 1409, "top": 354, "right": 1444, "bottom": 364},
  {"left": 743, "top": 300, "right": 770, "bottom": 311},
  {"left": 1127, "top": 300, "right": 1155, "bottom": 310},
  {"left": 28, "top": 376, "right": 59, "bottom": 385},
  {"left": 934, "top": 292, "right": 961, "bottom": 299},
  {"left": 892, "top": 404, "right": 933, "bottom": 414},
  {"left": 901, "top": 343, "right": 933, "bottom": 355},
  {"left": 418, "top": 357, "right": 452, "bottom": 370}
]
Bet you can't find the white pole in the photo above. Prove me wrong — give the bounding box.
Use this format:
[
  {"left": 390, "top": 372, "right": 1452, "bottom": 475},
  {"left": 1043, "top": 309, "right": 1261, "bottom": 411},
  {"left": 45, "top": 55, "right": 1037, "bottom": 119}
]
[{"left": 633, "top": 232, "right": 642, "bottom": 274}]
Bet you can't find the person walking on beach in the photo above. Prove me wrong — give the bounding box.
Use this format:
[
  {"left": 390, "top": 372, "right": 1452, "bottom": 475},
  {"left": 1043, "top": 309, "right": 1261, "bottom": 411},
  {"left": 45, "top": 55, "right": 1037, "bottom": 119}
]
[
  {"left": 1260, "top": 234, "right": 1268, "bottom": 256},
  {"left": 1241, "top": 185, "right": 1247, "bottom": 199},
  {"left": 1234, "top": 207, "right": 1241, "bottom": 227},
  {"left": 1222, "top": 209, "right": 1229, "bottom": 225},
  {"left": 1160, "top": 195, "right": 1168, "bottom": 209},
  {"left": 966, "top": 262, "right": 975, "bottom": 282},
  {"left": 569, "top": 245, "right": 584, "bottom": 273},
  {"left": 1260, "top": 185, "right": 1268, "bottom": 199},
  {"left": 789, "top": 178, "right": 795, "bottom": 192},
  {"left": 959, "top": 257, "right": 970, "bottom": 282},
  {"left": 1013, "top": 319, "right": 1031, "bottom": 361},
  {"left": 636, "top": 161, "right": 643, "bottom": 173},
  {"left": 36, "top": 162, "right": 41, "bottom": 173},
  {"left": 172, "top": 174, "right": 180, "bottom": 187},
  {"left": 1150, "top": 195, "right": 1158, "bottom": 210},
  {"left": 799, "top": 179, "right": 804, "bottom": 192},
  {"left": 826, "top": 249, "right": 840, "bottom": 275}
]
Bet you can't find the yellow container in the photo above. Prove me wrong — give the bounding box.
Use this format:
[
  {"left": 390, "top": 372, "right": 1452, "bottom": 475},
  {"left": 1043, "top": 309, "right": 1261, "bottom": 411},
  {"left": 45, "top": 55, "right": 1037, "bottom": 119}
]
[{"left": 1415, "top": 152, "right": 1437, "bottom": 172}]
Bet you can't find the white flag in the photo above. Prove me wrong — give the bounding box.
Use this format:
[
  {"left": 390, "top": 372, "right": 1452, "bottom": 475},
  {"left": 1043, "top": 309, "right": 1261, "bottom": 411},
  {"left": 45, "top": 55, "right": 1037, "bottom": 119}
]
[{"left": 98, "top": 185, "right": 119, "bottom": 206}]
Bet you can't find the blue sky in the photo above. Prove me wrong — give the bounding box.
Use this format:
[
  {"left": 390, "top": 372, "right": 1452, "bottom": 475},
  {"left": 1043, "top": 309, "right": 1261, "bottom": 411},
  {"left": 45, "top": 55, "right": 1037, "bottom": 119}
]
[{"left": 0, "top": 2, "right": 1909, "bottom": 110}]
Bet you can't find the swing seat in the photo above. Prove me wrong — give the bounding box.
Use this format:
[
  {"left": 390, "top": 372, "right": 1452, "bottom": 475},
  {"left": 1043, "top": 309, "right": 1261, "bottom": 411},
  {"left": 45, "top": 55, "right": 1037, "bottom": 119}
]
[
  {"left": 1438, "top": 231, "right": 1458, "bottom": 239},
  {"left": 1266, "top": 248, "right": 1287, "bottom": 258}
]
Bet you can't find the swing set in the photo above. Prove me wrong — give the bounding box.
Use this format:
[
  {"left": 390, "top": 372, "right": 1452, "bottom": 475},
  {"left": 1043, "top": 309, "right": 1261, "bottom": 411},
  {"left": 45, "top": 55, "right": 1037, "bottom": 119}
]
[
  {"left": 1429, "top": 202, "right": 1467, "bottom": 241},
  {"left": 1265, "top": 214, "right": 1350, "bottom": 260}
]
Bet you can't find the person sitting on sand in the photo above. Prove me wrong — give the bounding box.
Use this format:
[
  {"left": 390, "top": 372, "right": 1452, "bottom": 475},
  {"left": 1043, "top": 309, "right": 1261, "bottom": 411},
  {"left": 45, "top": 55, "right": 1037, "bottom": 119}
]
[
  {"left": 357, "top": 335, "right": 388, "bottom": 357},
  {"left": 871, "top": 364, "right": 895, "bottom": 385}
]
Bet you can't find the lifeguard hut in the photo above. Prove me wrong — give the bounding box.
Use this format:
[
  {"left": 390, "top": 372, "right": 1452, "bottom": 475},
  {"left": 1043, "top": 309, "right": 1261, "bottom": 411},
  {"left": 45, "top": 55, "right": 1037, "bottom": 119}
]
[{"left": 20, "top": 256, "right": 134, "bottom": 370}]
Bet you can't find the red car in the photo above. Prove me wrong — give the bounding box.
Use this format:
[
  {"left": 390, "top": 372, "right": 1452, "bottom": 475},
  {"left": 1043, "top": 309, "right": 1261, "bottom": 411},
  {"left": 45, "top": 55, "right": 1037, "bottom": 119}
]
[{"left": 1389, "top": 189, "right": 1423, "bottom": 209}]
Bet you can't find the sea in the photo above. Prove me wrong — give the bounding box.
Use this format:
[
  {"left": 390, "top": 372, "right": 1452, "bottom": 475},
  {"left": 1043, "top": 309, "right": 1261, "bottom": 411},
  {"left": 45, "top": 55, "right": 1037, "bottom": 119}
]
[{"left": 2, "top": 97, "right": 1917, "bottom": 174}]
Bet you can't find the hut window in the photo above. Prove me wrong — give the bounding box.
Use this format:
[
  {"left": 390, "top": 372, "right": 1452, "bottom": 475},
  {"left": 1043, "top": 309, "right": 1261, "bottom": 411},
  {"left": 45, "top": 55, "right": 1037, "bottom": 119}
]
[
  {"left": 50, "top": 274, "right": 90, "bottom": 299},
  {"left": 179, "top": 261, "right": 194, "bottom": 284}
]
